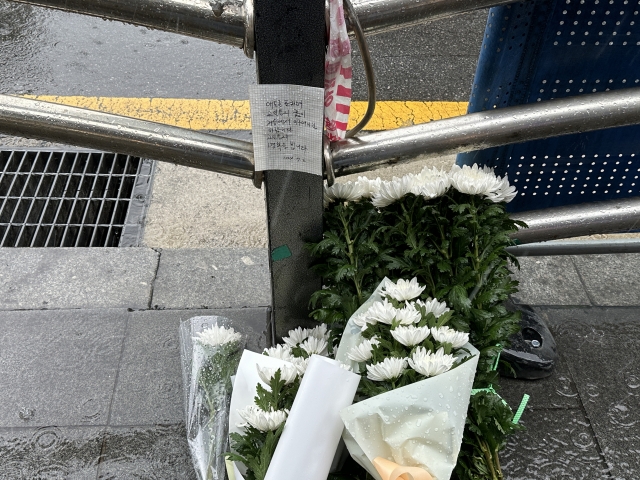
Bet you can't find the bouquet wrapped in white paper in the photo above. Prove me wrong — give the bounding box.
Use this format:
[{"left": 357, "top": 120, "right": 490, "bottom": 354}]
[
  {"left": 179, "top": 316, "right": 244, "bottom": 480},
  {"left": 336, "top": 279, "right": 479, "bottom": 480},
  {"left": 227, "top": 325, "right": 360, "bottom": 480}
]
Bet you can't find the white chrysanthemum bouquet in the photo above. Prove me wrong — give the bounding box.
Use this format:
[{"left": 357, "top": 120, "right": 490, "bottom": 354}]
[
  {"left": 179, "top": 316, "right": 244, "bottom": 480},
  {"left": 335, "top": 278, "right": 479, "bottom": 480},
  {"left": 227, "top": 324, "right": 360, "bottom": 480},
  {"left": 310, "top": 163, "right": 526, "bottom": 479}
]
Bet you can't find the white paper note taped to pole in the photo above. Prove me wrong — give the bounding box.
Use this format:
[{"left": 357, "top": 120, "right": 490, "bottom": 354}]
[{"left": 249, "top": 84, "right": 324, "bottom": 176}]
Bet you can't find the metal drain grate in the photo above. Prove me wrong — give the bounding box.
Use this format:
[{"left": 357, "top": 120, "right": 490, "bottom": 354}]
[{"left": 0, "top": 149, "right": 154, "bottom": 247}]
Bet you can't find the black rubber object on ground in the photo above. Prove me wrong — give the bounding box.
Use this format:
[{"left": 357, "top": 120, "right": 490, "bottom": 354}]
[{"left": 501, "top": 299, "right": 558, "bottom": 380}]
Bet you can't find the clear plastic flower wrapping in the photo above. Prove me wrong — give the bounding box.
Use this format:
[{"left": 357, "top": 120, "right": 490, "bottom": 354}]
[{"left": 179, "top": 316, "right": 245, "bottom": 480}]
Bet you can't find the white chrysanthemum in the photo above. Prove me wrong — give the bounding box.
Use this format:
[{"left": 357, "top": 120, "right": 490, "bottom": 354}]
[
  {"left": 263, "top": 344, "right": 295, "bottom": 362},
  {"left": 390, "top": 325, "right": 431, "bottom": 347},
  {"left": 449, "top": 164, "right": 502, "bottom": 196},
  {"left": 194, "top": 325, "right": 242, "bottom": 347},
  {"left": 384, "top": 277, "right": 426, "bottom": 301},
  {"left": 307, "top": 324, "right": 330, "bottom": 341},
  {"left": 300, "top": 336, "right": 329, "bottom": 356},
  {"left": 411, "top": 167, "right": 451, "bottom": 199},
  {"left": 449, "top": 164, "right": 517, "bottom": 203},
  {"left": 431, "top": 326, "right": 470, "bottom": 349},
  {"left": 366, "top": 357, "right": 408, "bottom": 382},
  {"left": 366, "top": 298, "right": 401, "bottom": 325},
  {"left": 282, "top": 327, "right": 309, "bottom": 348},
  {"left": 415, "top": 298, "right": 450, "bottom": 318},
  {"left": 355, "top": 176, "right": 382, "bottom": 198},
  {"left": 347, "top": 337, "right": 380, "bottom": 363},
  {"left": 409, "top": 347, "right": 456, "bottom": 378},
  {"left": 371, "top": 175, "right": 415, "bottom": 208},
  {"left": 324, "top": 181, "right": 364, "bottom": 207},
  {"left": 352, "top": 312, "right": 374, "bottom": 329},
  {"left": 237, "top": 405, "right": 288, "bottom": 432},
  {"left": 256, "top": 363, "right": 299, "bottom": 385},
  {"left": 339, "top": 362, "right": 355, "bottom": 372},
  {"left": 394, "top": 303, "right": 422, "bottom": 325},
  {"left": 291, "top": 357, "right": 309, "bottom": 375},
  {"left": 485, "top": 175, "right": 517, "bottom": 203}
]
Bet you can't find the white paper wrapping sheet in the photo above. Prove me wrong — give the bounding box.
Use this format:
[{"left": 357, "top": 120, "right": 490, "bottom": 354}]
[
  {"left": 228, "top": 350, "right": 293, "bottom": 478},
  {"left": 265, "top": 355, "right": 360, "bottom": 480},
  {"left": 229, "top": 352, "right": 360, "bottom": 480},
  {"left": 340, "top": 345, "right": 479, "bottom": 480}
]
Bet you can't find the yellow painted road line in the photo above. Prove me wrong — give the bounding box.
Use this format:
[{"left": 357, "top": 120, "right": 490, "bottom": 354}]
[{"left": 25, "top": 96, "right": 468, "bottom": 130}]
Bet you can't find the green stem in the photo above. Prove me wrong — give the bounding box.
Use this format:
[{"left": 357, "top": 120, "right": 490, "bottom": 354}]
[
  {"left": 339, "top": 207, "right": 363, "bottom": 304},
  {"left": 494, "top": 447, "right": 503, "bottom": 479},
  {"left": 478, "top": 436, "right": 500, "bottom": 480}
]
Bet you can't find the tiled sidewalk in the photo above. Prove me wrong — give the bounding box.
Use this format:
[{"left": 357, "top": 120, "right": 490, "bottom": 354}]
[{"left": 0, "top": 248, "right": 638, "bottom": 478}]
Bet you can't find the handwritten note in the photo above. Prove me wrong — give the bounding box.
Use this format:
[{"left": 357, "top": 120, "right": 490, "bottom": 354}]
[{"left": 249, "top": 84, "right": 324, "bottom": 176}]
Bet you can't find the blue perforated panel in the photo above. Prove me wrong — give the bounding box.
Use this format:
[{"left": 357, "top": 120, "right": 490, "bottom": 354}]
[{"left": 457, "top": 0, "right": 640, "bottom": 212}]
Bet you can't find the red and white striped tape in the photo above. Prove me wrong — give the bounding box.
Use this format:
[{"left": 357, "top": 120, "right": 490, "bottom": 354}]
[{"left": 324, "top": 0, "right": 352, "bottom": 142}]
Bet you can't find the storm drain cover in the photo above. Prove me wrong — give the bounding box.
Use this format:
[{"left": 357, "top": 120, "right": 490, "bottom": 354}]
[{"left": 0, "top": 149, "right": 154, "bottom": 247}]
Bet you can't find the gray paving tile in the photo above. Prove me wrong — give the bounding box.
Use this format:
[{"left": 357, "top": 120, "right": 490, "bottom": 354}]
[
  {"left": 0, "top": 248, "right": 158, "bottom": 310},
  {"left": 152, "top": 249, "right": 271, "bottom": 309},
  {"left": 0, "top": 426, "right": 104, "bottom": 479},
  {"left": 0, "top": 309, "right": 127, "bottom": 428},
  {"left": 544, "top": 307, "right": 640, "bottom": 478},
  {"left": 572, "top": 253, "right": 640, "bottom": 306},
  {"left": 110, "top": 308, "right": 270, "bottom": 426},
  {"left": 510, "top": 256, "right": 591, "bottom": 306},
  {"left": 501, "top": 408, "right": 609, "bottom": 479},
  {"left": 97, "top": 424, "right": 196, "bottom": 480},
  {"left": 499, "top": 354, "right": 581, "bottom": 410}
]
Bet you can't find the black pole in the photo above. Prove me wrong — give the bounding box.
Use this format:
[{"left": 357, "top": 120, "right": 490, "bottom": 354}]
[{"left": 254, "top": 0, "right": 326, "bottom": 337}]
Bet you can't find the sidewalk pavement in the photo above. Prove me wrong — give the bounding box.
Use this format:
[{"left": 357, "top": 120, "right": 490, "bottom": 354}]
[{"left": 0, "top": 247, "right": 638, "bottom": 478}]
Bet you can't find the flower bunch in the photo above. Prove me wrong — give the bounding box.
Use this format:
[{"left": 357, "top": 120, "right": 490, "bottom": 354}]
[
  {"left": 194, "top": 324, "right": 244, "bottom": 414},
  {"left": 227, "top": 325, "right": 332, "bottom": 480},
  {"left": 180, "top": 320, "right": 244, "bottom": 480},
  {"left": 346, "top": 277, "right": 471, "bottom": 397},
  {"left": 308, "top": 163, "right": 526, "bottom": 480},
  {"left": 323, "top": 164, "right": 516, "bottom": 209}
]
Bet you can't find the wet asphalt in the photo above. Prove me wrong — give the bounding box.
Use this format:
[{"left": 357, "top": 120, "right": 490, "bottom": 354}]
[{"left": 0, "top": 0, "right": 486, "bottom": 101}]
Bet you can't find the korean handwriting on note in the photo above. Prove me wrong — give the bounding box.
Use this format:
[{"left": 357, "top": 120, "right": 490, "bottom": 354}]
[{"left": 250, "top": 85, "right": 324, "bottom": 176}]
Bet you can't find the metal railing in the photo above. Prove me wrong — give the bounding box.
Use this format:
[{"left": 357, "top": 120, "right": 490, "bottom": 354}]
[
  {"left": 0, "top": 95, "right": 254, "bottom": 179},
  {"left": 8, "top": 0, "right": 515, "bottom": 56},
  {"left": 2, "top": 0, "right": 640, "bottom": 253},
  {"left": 327, "top": 87, "right": 640, "bottom": 177}
]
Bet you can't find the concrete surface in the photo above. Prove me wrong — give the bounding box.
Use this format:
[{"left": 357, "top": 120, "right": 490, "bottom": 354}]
[
  {"left": 0, "top": 248, "right": 158, "bottom": 310},
  {"left": 151, "top": 248, "right": 271, "bottom": 309},
  {"left": 0, "top": 306, "right": 269, "bottom": 480},
  {"left": 1, "top": 250, "right": 639, "bottom": 478}
]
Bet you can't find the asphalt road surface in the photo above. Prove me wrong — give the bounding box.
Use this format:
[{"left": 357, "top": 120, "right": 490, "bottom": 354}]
[{"left": 0, "top": 0, "right": 489, "bottom": 248}]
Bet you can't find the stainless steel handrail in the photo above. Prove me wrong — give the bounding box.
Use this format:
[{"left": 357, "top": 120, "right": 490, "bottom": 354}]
[
  {"left": 511, "top": 197, "right": 640, "bottom": 245},
  {"left": 351, "top": 0, "right": 517, "bottom": 37},
  {"left": 6, "top": 0, "right": 517, "bottom": 52},
  {"left": 0, "top": 95, "right": 255, "bottom": 179},
  {"left": 7, "top": 0, "right": 247, "bottom": 48},
  {"left": 328, "top": 87, "right": 640, "bottom": 177},
  {"left": 507, "top": 239, "right": 640, "bottom": 256},
  {"left": 344, "top": 0, "right": 376, "bottom": 138}
]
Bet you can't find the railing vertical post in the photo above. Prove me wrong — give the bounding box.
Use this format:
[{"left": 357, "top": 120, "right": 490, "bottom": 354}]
[{"left": 254, "top": 0, "right": 326, "bottom": 337}]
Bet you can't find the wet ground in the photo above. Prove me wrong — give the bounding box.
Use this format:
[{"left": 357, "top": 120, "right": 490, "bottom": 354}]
[
  {"left": 0, "top": 0, "right": 484, "bottom": 101},
  {"left": 1, "top": 1, "right": 640, "bottom": 478},
  {"left": 0, "top": 249, "right": 639, "bottom": 478}
]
